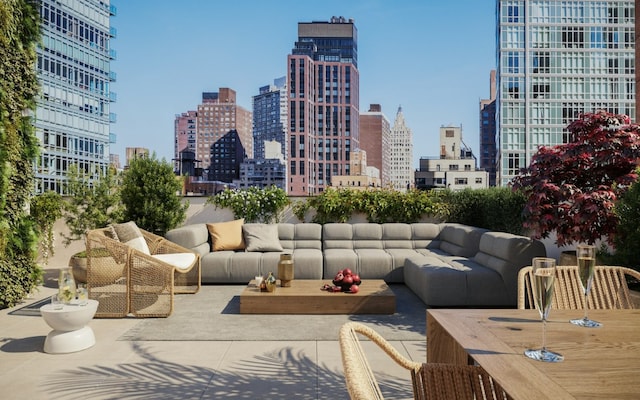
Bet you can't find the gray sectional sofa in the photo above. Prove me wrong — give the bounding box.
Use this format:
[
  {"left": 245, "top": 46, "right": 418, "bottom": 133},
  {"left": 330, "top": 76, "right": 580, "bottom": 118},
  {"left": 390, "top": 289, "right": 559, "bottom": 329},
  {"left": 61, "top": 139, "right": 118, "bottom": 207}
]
[{"left": 165, "top": 222, "right": 546, "bottom": 307}]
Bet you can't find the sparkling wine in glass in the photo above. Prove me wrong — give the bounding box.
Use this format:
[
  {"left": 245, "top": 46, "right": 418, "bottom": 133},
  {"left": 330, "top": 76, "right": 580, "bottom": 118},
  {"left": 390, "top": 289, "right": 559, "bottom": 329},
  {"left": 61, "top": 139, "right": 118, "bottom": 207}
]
[
  {"left": 524, "top": 257, "right": 564, "bottom": 362},
  {"left": 570, "top": 244, "right": 601, "bottom": 328}
]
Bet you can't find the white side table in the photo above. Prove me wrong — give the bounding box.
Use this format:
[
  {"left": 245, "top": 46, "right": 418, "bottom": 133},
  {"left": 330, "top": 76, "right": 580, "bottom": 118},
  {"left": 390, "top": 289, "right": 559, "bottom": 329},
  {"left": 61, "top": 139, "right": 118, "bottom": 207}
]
[{"left": 40, "top": 299, "right": 98, "bottom": 354}]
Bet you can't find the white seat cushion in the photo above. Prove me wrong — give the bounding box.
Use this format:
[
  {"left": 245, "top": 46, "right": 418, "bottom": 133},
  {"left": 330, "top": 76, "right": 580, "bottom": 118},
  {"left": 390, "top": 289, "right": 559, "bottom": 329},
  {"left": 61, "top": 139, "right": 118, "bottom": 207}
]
[{"left": 152, "top": 253, "right": 197, "bottom": 271}]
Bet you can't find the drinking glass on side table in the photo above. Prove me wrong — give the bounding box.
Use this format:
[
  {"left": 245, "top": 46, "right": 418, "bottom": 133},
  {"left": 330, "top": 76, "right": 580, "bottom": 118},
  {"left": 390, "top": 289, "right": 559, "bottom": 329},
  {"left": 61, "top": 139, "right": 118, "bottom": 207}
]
[{"left": 524, "top": 257, "right": 564, "bottom": 363}]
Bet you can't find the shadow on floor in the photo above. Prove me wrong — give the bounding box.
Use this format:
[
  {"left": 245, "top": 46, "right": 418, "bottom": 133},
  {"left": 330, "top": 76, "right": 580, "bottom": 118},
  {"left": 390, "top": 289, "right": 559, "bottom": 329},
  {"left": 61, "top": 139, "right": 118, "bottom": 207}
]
[{"left": 43, "top": 343, "right": 414, "bottom": 399}]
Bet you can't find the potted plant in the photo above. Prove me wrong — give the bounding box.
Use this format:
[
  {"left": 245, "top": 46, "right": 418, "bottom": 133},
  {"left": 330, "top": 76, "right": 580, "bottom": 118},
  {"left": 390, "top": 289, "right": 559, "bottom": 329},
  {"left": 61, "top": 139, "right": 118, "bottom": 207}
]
[
  {"left": 511, "top": 110, "right": 640, "bottom": 259},
  {"left": 63, "top": 165, "right": 124, "bottom": 282}
]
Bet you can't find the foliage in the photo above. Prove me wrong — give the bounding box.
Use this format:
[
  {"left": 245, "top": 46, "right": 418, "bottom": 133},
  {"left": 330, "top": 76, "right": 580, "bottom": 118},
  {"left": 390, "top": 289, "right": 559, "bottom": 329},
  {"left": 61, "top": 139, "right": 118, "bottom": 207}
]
[
  {"left": 610, "top": 171, "right": 640, "bottom": 271},
  {"left": 30, "top": 191, "right": 63, "bottom": 263},
  {"left": 62, "top": 165, "right": 125, "bottom": 246},
  {"left": 121, "top": 155, "right": 188, "bottom": 235},
  {"left": 0, "top": 0, "right": 42, "bottom": 308},
  {"left": 292, "top": 188, "right": 447, "bottom": 224},
  {"left": 440, "top": 187, "right": 528, "bottom": 235},
  {"left": 299, "top": 188, "right": 359, "bottom": 224},
  {"left": 512, "top": 111, "right": 640, "bottom": 247},
  {"left": 208, "top": 186, "right": 290, "bottom": 223},
  {"left": 354, "top": 189, "right": 444, "bottom": 223}
]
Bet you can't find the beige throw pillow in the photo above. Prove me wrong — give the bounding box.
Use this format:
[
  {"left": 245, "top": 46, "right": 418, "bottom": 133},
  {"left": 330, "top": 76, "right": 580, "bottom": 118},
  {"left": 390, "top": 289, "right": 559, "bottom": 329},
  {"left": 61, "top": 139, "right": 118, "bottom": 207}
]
[
  {"left": 112, "top": 221, "right": 150, "bottom": 255},
  {"left": 243, "top": 224, "right": 283, "bottom": 252},
  {"left": 206, "top": 219, "right": 245, "bottom": 251}
]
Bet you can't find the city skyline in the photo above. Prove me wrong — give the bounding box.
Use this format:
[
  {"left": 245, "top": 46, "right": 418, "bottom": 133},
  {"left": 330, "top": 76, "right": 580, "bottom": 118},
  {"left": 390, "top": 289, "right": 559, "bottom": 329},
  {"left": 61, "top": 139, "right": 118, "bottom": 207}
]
[{"left": 111, "top": 1, "right": 495, "bottom": 167}]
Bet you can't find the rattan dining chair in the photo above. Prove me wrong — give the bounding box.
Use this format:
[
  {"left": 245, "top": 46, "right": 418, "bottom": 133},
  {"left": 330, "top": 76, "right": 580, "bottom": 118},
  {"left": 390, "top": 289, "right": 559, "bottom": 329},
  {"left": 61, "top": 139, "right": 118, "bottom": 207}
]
[
  {"left": 338, "top": 322, "right": 512, "bottom": 400},
  {"left": 518, "top": 265, "right": 640, "bottom": 310},
  {"left": 86, "top": 226, "right": 200, "bottom": 318}
]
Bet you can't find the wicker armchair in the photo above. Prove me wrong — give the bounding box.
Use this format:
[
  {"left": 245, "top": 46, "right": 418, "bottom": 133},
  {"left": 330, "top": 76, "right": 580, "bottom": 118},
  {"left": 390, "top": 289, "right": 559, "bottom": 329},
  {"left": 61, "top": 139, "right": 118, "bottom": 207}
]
[
  {"left": 418, "top": 363, "right": 511, "bottom": 400},
  {"left": 339, "top": 322, "right": 423, "bottom": 400},
  {"left": 86, "top": 227, "right": 200, "bottom": 318},
  {"left": 518, "top": 265, "right": 640, "bottom": 310},
  {"left": 338, "top": 322, "right": 511, "bottom": 400}
]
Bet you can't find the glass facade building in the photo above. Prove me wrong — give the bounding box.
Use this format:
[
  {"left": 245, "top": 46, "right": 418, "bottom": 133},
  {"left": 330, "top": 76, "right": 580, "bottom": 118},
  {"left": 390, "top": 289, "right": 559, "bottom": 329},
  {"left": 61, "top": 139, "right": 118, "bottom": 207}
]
[
  {"left": 34, "top": 0, "right": 116, "bottom": 194},
  {"left": 252, "top": 77, "right": 287, "bottom": 160},
  {"left": 496, "top": 0, "right": 635, "bottom": 185}
]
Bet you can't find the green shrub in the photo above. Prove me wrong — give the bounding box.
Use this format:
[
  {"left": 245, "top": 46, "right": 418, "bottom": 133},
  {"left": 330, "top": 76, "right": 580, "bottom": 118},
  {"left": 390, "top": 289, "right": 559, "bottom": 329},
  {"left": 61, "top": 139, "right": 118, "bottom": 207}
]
[
  {"left": 121, "top": 155, "right": 188, "bottom": 235},
  {"left": 611, "top": 172, "right": 640, "bottom": 271},
  {"left": 434, "top": 187, "right": 527, "bottom": 235},
  {"left": 294, "top": 188, "right": 447, "bottom": 224},
  {"left": 208, "top": 186, "right": 290, "bottom": 223}
]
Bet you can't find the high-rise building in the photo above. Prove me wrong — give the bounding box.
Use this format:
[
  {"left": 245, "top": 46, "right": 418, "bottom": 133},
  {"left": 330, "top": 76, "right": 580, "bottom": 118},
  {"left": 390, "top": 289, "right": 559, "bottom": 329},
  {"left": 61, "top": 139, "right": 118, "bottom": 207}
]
[
  {"left": 193, "top": 88, "right": 252, "bottom": 182},
  {"left": 496, "top": 0, "right": 635, "bottom": 186},
  {"left": 389, "top": 107, "right": 414, "bottom": 191},
  {"left": 360, "top": 104, "right": 391, "bottom": 187},
  {"left": 287, "top": 16, "right": 360, "bottom": 195},
  {"left": 479, "top": 70, "right": 497, "bottom": 187},
  {"left": 34, "top": 0, "right": 117, "bottom": 194},
  {"left": 252, "top": 77, "right": 288, "bottom": 160},
  {"left": 174, "top": 110, "right": 198, "bottom": 172}
]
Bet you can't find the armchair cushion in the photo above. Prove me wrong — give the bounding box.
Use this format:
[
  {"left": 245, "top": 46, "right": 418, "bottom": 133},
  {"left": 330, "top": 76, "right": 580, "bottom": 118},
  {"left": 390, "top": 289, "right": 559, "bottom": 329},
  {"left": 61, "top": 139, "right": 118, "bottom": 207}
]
[
  {"left": 243, "top": 224, "right": 284, "bottom": 252},
  {"left": 206, "top": 219, "right": 245, "bottom": 251},
  {"left": 152, "top": 253, "right": 198, "bottom": 271},
  {"left": 112, "top": 221, "right": 150, "bottom": 255}
]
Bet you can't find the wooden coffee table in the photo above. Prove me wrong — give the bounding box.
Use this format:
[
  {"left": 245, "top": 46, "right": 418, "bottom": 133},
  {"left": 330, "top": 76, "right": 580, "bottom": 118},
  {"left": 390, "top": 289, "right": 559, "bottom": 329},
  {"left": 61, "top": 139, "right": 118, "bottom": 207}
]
[{"left": 239, "top": 279, "right": 396, "bottom": 314}]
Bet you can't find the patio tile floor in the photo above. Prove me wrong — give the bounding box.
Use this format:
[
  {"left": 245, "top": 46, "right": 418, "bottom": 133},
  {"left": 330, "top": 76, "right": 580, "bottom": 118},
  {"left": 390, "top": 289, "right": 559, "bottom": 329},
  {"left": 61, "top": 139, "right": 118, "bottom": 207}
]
[{"left": 0, "top": 268, "right": 425, "bottom": 400}]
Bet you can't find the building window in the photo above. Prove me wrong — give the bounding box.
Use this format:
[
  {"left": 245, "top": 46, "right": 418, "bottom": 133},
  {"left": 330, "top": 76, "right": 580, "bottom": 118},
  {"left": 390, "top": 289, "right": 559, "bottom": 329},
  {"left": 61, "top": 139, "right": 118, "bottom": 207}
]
[{"left": 455, "top": 178, "right": 468, "bottom": 185}]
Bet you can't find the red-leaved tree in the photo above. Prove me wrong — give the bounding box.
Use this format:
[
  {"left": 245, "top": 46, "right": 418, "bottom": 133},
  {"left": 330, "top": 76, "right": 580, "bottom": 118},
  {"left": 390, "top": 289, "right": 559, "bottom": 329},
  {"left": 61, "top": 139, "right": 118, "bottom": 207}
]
[{"left": 512, "top": 110, "right": 640, "bottom": 247}]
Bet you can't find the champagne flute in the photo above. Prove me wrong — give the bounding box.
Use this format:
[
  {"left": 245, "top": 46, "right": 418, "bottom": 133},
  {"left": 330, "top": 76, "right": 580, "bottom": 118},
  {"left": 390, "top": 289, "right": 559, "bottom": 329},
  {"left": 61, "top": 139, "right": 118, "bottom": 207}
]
[
  {"left": 570, "top": 244, "right": 601, "bottom": 327},
  {"left": 524, "top": 257, "right": 564, "bottom": 362}
]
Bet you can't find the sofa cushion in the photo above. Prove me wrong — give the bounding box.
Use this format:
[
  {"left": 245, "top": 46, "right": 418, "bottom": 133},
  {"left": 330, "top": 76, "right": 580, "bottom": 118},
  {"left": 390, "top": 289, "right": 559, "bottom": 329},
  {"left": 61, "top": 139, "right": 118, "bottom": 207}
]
[
  {"left": 243, "top": 224, "right": 283, "bottom": 252},
  {"left": 112, "top": 221, "right": 150, "bottom": 255},
  {"left": 165, "top": 223, "right": 209, "bottom": 250},
  {"left": 323, "top": 224, "right": 354, "bottom": 249},
  {"left": 207, "top": 219, "right": 245, "bottom": 251},
  {"left": 437, "top": 223, "right": 487, "bottom": 257}
]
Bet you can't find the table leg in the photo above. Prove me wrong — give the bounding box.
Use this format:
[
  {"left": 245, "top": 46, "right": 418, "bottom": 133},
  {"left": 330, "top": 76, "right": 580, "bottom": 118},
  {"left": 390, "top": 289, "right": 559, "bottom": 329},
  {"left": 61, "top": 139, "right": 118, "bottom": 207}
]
[{"left": 427, "top": 311, "right": 471, "bottom": 365}]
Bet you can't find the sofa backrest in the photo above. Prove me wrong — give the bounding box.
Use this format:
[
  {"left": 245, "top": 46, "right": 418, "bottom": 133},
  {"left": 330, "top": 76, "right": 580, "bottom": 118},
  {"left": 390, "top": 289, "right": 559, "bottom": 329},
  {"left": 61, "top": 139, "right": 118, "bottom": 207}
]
[
  {"left": 433, "top": 223, "right": 488, "bottom": 257},
  {"left": 278, "top": 223, "right": 322, "bottom": 250},
  {"left": 323, "top": 223, "right": 441, "bottom": 250},
  {"left": 165, "top": 223, "right": 210, "bottom": 255},
  {"left": 472, "top": 231, "right": 547, "bottom": 302}
]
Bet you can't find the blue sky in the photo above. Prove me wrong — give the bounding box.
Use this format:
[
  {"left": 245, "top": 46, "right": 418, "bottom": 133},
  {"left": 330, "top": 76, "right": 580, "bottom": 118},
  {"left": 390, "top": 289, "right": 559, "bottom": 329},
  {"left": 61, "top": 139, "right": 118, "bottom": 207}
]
[{"left": 111, "top": 1, "right": 496, "bottom": 167}]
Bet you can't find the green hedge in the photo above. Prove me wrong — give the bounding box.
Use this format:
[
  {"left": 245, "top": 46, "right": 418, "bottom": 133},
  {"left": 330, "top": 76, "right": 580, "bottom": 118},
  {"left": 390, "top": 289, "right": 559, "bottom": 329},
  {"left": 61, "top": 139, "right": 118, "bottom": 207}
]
[{"left": 291, "top": 187, "right": 527, "bottom": 235}]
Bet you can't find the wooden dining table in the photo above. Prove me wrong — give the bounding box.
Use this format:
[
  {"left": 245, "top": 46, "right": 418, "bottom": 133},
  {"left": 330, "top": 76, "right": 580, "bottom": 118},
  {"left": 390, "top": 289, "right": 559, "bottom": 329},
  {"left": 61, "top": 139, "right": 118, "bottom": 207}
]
[{"left": 427, "top": 308, "right": 640, "bottom": 399}]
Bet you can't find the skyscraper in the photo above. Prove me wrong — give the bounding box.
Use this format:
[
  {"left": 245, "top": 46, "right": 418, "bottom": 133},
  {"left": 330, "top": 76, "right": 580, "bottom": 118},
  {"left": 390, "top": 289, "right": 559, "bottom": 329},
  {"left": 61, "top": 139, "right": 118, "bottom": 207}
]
[
  {"left": 287, "top": 16, "right": 360, "bottom": 195},
  {"left": 496, "top": 0, "right": 635, "bottom": 186},
  {"left": 389, "top": 107, "right": 414, "bottom": 191},
  {"left": 252, "top": 77, "right": 287, "bottom": 160},
  {"left": 360, "top": 104, "right": 391, "bottom": 187},
  {"left": 479, "top": 70, "right": 497, "bottom": 187},
  {"left": 34, "top": 0, "right": 116, "bottom": 194},
  {"left": 195, "top": 88, "right": 252, "bottom": 182}
]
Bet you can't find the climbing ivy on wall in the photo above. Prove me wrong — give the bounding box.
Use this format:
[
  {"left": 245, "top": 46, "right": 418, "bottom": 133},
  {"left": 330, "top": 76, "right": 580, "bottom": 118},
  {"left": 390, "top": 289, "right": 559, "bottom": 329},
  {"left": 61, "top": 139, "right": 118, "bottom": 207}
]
[{"left": 0, "top": 0, "right": 42, "bottom": 308}]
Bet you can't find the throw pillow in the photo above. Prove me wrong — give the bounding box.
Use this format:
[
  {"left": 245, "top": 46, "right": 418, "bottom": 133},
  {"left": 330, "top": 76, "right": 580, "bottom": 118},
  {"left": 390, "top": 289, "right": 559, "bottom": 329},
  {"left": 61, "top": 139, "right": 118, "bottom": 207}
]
[
  {"left": 243, "top": 224, "right": 283, "bottom": 252},
  {"left": 112, "top": 221, "right": 150, "bottom": 255},
  {"left": 206, "top": 219, "right": 245, "bottom": 251}
]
